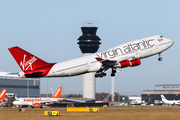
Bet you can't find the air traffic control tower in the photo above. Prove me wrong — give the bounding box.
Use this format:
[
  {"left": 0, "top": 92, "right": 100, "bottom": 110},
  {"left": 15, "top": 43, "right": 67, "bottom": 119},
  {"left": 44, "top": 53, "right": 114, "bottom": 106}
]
[{"left": 77, "top": 24, "right": 101, "bottom": 98}]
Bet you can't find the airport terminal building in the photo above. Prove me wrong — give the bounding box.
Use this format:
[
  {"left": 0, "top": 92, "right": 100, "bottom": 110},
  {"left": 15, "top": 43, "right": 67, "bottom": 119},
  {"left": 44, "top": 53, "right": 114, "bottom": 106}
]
[
  {"left": 0, "top": 76, "right": 40, "bottom": 98},
  {"left": 142, "top": 84, "right": 180, "bottom": 104}
]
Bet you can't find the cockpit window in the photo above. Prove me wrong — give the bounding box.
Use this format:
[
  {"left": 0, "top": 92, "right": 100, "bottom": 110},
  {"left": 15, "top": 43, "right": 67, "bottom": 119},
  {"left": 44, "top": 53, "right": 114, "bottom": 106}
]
[{"left": 160, "top": 36, "right": 163, "bottom": 38}]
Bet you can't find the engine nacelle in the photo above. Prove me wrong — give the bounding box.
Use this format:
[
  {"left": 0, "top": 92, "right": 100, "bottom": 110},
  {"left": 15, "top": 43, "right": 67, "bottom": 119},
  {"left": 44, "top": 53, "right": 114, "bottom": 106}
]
[
  {"left": 119, "top": 60, "right": 130, "bottom": 68},
  {"left": 130, "top": 58, "right": 141, "bottom": 67},
  {"left": 115, "top": 60, "right": 130, "bottom": 68},
  {"left": 33, "top": 103, "right": 41, "bottom": 108}
]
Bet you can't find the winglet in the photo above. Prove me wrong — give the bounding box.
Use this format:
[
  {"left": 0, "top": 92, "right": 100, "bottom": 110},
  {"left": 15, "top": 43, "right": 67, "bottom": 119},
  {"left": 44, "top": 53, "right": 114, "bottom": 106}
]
[
  {"left": 95, "top": 57, "right": 104, "bottom": 61},
  {"left": 0, "top": 89, "right": 7, "bottom": 102},
  {"left": 52, "top": 87, "right": 62, "bottom": 98}
]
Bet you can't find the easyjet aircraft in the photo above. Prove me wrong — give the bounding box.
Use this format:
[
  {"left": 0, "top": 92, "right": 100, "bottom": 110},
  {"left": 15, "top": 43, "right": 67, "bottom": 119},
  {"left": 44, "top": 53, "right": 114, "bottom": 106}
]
[
  {"left": 0, "top": 89, "right": 7, "bottom": 104},
  {"left": 8, "top": 35, "right": 174, "bottom": 78},
  {"left": 13, "top": 87, "right": 62, "bottom": 108}
]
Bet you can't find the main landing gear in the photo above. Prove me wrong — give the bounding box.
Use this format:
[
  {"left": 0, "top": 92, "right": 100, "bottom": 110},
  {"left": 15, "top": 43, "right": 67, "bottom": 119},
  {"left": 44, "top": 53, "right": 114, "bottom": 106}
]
[
  {"left": 111, "top": 68, "right": 116, "bottom": 77},
  {"left": 158, "top": 53, "right": 163, "bottom": 61},
  {"left": 95, "top": 72, "right": 106, "bottom": 78},
  {"left": 95, "top": 68, "right": 117, "bottom": 78},
  {"left": 95, "top": 68, "right": 106, "bottom": 78}
]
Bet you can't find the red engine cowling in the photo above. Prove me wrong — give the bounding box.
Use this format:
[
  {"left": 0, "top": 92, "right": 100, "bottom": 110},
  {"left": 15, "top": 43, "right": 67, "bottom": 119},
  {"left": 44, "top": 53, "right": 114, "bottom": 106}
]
[
  {"left": 130, "top": 58, "right": 141, "bottom": 67},
  {"left": 34, "top": 103, "right": 40, "bottom": 108},
  {"left": 119, "top": 60, "right": 130, "bottom": 68}
]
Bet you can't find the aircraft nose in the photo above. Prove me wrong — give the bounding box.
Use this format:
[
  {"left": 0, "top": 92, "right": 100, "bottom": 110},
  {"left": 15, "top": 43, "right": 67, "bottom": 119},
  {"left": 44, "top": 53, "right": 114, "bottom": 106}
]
[
  {"left": 163, "top": 37, "right": 174, "bottom": 47},
  {"left": 12, "top": 101, "right": 16, "bottom": 105},
  {"left": 167, "top": 38, "right": 174, "bottom": 46}
]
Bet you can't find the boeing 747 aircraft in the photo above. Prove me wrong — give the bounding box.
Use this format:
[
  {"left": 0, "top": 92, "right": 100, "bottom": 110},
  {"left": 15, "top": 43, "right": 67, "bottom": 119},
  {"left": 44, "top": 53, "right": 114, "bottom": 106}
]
[{"left": 8, "top": 35, "right": 174, "bottom": 78}]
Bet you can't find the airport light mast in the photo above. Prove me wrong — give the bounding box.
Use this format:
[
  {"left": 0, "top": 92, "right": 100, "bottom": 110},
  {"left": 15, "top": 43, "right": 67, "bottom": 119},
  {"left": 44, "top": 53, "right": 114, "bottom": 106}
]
[{"left": 77, "top": 23, "right": 101, "bottom": 98}]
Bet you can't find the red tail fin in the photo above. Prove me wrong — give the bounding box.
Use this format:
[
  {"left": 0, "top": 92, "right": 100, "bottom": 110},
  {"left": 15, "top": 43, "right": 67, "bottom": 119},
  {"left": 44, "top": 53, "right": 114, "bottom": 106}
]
[
  {"left": 52, "top": 87, "right": 62, "bottom": 98},
  {"left": 8, "top": 46, "right": 49, "bottom": 71},
  {"left": 0, "top": 89, "right": 7, "bottom": 103}
]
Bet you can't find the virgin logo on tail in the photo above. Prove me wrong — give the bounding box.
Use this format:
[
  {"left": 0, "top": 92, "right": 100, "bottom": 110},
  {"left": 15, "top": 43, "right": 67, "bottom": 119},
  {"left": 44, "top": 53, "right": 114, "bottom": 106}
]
[{"left": 20, "top": 55, "right": 37, "bottom": 71}]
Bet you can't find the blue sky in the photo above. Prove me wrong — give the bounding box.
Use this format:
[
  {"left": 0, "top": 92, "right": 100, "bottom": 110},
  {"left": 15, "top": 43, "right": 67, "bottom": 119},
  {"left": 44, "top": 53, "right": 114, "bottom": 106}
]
[{"left": 0, "top": 1, "right": 179, "bottom": 95}]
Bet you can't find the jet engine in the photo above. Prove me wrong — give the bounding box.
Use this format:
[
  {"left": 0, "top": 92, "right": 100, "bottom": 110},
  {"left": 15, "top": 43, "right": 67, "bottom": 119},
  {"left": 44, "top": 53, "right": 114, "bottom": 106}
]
[
  {"left": 118, "top": 60, "right": 130, "bottom": 68},
  {"left": 32, "top": 103, "right": 41, "bottom": 108},
  {"left": 130, "top": 58, "right": 141, "bottom": 67}
]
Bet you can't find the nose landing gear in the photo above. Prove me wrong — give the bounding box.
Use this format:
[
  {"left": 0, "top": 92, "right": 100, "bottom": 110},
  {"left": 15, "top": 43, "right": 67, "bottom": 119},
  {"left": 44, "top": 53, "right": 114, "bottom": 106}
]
[{"left": 158, "top": 53, "right": 163, "bottom": 61}]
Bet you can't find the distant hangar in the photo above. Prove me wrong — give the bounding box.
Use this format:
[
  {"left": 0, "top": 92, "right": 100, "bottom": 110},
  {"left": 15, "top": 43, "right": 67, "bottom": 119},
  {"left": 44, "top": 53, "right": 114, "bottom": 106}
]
[{"left": 142, "top": 84, "right": 180, "bottom": 104}]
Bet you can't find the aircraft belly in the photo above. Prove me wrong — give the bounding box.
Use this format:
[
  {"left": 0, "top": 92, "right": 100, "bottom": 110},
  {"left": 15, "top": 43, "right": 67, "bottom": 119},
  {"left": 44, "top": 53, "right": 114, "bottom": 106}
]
[{"left": 88, "top": 62, "right": 101, "bottom": 72}]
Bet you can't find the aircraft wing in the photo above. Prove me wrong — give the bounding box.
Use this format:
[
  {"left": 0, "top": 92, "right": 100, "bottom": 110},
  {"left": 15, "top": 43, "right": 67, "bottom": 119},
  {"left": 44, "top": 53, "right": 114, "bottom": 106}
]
[
  {"left": 95, "top": 55, "right": 136, "bottom": 69},
  {"left": 95, "top": 56, "right": 141, "bottom": 77},
  {"left": 95, "top": 57, "right": 117, "bottom": 71}
]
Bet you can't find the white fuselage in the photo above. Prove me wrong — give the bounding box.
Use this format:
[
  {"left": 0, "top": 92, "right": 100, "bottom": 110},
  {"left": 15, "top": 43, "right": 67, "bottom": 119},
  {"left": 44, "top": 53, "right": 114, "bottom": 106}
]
[
  {"left": 161, "top": 95, "right": 180, "bottom": 105},
  {"left": 13, "top": 98, "right": 62, "bottom": 106},
  {"left": 45, "top": 35, "right": 174, "bottom": 77},
  {"left": 162, "top": 100, "right": 180, "bottom": 105},
  {"left": 162, "top": 98, "right": 180, "bottom": 105}
]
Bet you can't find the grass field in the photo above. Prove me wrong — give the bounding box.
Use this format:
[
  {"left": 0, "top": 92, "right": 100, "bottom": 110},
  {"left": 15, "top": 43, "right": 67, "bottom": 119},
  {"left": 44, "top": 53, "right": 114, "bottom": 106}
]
[{"left": 1, "top": 106, "right": 180, "bottom": 120}]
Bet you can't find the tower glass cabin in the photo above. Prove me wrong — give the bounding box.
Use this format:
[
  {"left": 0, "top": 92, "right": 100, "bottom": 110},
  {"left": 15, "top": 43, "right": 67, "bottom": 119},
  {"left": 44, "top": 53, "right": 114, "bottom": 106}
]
[{"left": 77, "top": 26, "right": 101, "bottom": 53}]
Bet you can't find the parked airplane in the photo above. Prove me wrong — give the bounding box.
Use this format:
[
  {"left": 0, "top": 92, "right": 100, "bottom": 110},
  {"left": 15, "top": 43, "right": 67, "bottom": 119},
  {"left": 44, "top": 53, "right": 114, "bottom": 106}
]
[
  {"left": 161, "top": 95, "right": 180, "bottom": 105},
  {"left": 13, "top": 87, "right": 63, "bottom": 108},
  {"left": 95, "top": 95, "right": 109, "bottom": 103},
  {"left": 0, "top": 89, "right": 7, "bottom": 104},
  {"left": 8, "top": 35, "right": 174, "bottom": 78}
]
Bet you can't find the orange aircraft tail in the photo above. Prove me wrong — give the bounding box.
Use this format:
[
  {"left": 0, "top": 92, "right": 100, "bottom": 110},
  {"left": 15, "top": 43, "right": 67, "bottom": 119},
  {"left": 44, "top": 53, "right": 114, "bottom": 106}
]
[
  {"left": 0, "top": 89, "right": 7, "bottom": 103},
  {"left": 52, "top": 87, "right": 62, "bottom": 98}
]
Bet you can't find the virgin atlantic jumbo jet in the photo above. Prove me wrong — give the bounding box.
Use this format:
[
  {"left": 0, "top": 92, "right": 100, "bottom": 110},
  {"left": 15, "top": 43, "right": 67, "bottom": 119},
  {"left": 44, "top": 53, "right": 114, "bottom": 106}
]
[{"left": 8, "top": 35, "right": 174, "bottom": 78}]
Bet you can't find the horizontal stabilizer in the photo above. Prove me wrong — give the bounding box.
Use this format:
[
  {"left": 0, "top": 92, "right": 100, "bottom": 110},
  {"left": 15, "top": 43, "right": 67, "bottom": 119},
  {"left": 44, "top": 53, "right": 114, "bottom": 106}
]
[{"left": 24, "top": 71, "right": 45, "bottom": 77}]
